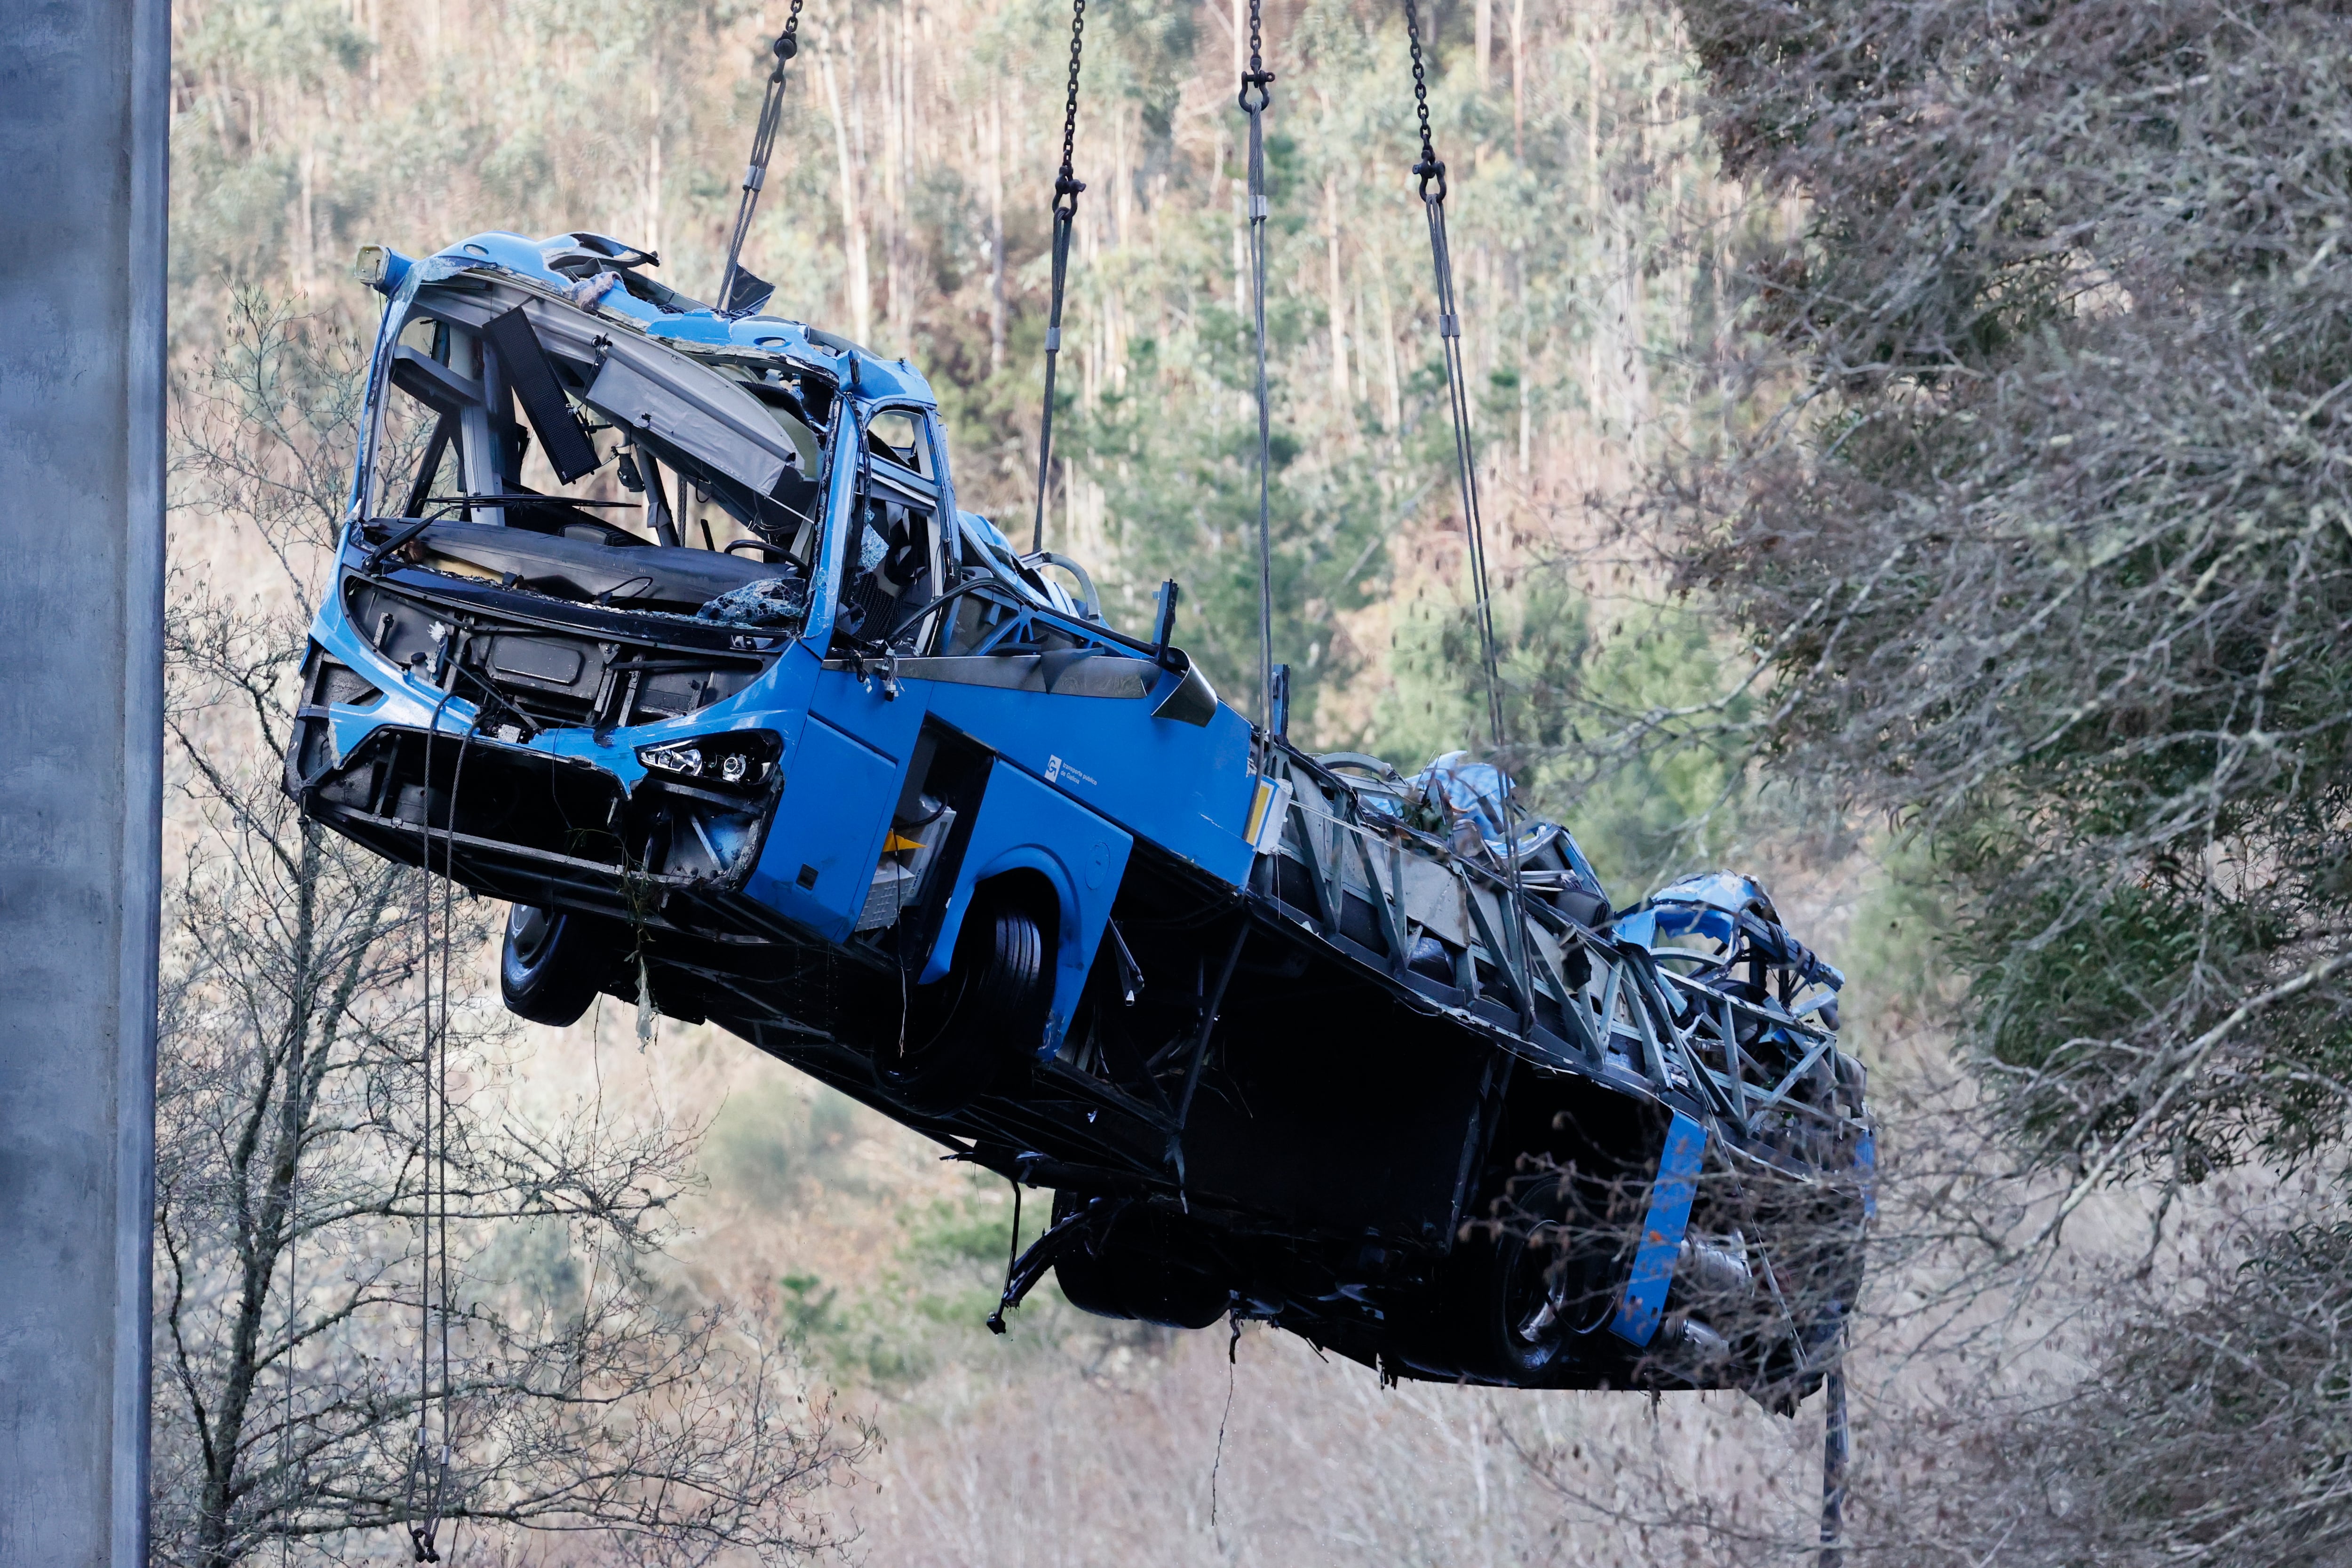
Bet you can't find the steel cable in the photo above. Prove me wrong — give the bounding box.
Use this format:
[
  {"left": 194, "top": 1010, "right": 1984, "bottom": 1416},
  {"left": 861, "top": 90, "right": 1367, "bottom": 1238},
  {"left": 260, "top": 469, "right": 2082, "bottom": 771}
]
[
  {"left": 1031, "top": 0, "right": 1089, "bottom": 555},
  {"left": 1241, "top": 0, "right": 1277, "bottom": 764},
  {"left": 1400, "top": 0, "right": 1533, "bottom": 1025},
  {"left": 716, "top": 2, "right": 808, "bottom": 315}
]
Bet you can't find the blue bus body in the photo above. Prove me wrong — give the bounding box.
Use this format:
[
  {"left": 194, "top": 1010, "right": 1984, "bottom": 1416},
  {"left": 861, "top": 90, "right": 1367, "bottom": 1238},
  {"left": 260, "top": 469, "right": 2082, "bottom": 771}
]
[{"left": 288, "top": 232, "right": 1869, "bottom": 1395}]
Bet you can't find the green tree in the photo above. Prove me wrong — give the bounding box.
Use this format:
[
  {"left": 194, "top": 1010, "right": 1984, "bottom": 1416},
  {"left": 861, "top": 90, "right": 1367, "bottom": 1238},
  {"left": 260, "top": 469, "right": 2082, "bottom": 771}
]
[
  {"left": 1660, "top": 2, "right": 2352, "bottom": 1560},
  {"left": 1674, "top": 0, "right": 2352, "bottom": 1183}
]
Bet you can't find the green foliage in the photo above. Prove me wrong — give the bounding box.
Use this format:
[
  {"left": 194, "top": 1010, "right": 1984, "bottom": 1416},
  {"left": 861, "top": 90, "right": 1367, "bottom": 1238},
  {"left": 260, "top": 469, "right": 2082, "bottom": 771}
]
[
  {"left": 1558, "top": 604, "right": 1756, "bottom": 893},
  {"left": 1365, "top": 578, "right": 1758, "bottom": 901},
  {"left": 1836, "top": 833, "right": 1961, "bottom": 1058},
  {"left": 773, "top": 1176, "right": 1087, "bottom": 1389},
  {"left": 1073, "top": 337, "right": 1392, "bottom": 732},
  {"left": 1675, "top": 0, "right": 2352, "bottom": 1178},
  {"left": 1950, "top": 858, "right": 2352, "bottom": 1175}
]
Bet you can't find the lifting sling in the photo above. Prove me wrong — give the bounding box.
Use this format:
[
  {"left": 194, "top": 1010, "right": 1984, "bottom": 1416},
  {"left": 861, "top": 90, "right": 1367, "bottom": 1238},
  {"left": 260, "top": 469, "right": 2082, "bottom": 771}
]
[
  {"left": 1241, "top": 0, "right": 1278, "bottom": 759},
  {"left": 1031, "top": 0, "right": 1089, "bottom": 554},
  {"left": 715, "top": 1, "right": 809, "bottom": 318},
  {"left": 1399, "top": 0, "right": 1534, "bottom": 1027}
]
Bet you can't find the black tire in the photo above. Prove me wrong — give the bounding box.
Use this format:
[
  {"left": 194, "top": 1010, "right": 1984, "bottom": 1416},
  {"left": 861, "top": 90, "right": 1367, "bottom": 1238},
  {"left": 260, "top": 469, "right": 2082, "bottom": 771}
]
[
  {"left": 1050, "top": 1240, "right": 1133, "bottom": 1321},
  {"left": 1409, "top": 1174, "right": 1583, "bottom": 1383},
  {"left": 881, "top": 893, "right": 1048, "bottom": 1114},
  {"left": 1459, "top": 1225, "right": 1566, "bottom": 1381},
  {"left": 1049, "top": 1194, "right": 1229, "bottom": 1330},
  {"left": 499, "top": 904, "right": 615, "bottom": 1027}
]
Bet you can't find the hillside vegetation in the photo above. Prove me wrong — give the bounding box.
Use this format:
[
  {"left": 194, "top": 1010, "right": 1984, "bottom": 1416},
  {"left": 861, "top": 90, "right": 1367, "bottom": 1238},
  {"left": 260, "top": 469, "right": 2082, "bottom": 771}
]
[{"left": 159, "top": 0, "right": 2352, "bottom": 1563}]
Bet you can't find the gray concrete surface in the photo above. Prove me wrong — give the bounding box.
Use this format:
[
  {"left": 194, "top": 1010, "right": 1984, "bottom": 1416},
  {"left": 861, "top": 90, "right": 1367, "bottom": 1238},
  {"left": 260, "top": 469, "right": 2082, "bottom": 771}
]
[{"left": 0, "top": 0, "right": 169, "bottom": 1562}]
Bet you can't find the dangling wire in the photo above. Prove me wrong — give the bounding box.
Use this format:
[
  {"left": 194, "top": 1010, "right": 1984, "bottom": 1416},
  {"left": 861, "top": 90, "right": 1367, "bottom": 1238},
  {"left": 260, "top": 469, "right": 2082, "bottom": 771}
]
[
  {"left": 436, "top": 725, "right": 473, "bottom": 1549},
  {"left": 278, "top": 1127, "right": 300, "bottom": 1567},
  {"left": 402, "top": 697, "right": 472, "bottom": 1563},
  {"left": 403, "top": 702, "right": 446, "bottom": 1561},
  {"left": 1240, "top": 0, "right": 1277, "bottom": 764},
  {"left": 716, "top": 2, "right": 809, "bottom": 316},
  {"left": 1400, "top": 0, "right": 1533, "bottom": 1021},
  {"left": 1819, "top": 1318, "right": 1851, "bottom": 1568},
  {"left": 1031, "top": 0, "right": 1089, "bottom": 555}
]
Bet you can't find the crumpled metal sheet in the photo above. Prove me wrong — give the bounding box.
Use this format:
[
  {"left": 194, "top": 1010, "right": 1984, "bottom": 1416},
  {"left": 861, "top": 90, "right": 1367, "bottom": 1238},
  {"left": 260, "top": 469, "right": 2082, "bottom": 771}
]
[{"left": 1359, "top": 749, "right": 1610, "bottom": 900}]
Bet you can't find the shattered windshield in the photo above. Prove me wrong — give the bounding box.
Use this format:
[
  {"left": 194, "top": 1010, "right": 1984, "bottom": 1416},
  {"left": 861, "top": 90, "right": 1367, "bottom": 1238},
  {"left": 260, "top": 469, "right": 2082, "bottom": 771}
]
[{"left": 360, "top": 272, "right": 834, "bottom": 624}]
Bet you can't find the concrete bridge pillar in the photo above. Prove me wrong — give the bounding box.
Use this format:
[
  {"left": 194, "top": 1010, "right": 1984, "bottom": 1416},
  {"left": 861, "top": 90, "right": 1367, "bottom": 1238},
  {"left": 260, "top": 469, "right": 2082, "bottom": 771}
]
[{"left": 0, "top": 0, "right": 169, "bottom": 1561}]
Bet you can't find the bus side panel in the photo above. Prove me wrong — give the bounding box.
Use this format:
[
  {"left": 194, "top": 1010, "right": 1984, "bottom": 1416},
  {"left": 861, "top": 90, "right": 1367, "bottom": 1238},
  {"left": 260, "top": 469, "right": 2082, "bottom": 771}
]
[
  {"left": 918, "top": 676, "right": 1255, "bottom": 888},
  {"left": 923, "top": 756, "right": 1132, "bottom": 1051},
  {"left": 749, "top": 715, "right": 902, "bottom": 941}
]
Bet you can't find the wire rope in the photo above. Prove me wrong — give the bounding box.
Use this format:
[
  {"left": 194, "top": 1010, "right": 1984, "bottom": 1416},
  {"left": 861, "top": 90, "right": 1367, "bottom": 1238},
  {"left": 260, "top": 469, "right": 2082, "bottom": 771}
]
[
  {"left": 1031, "top": 0, "right": 1089, "bottom": 555},
  {"left": 1241, "top": 0, "right": 1277, "bottom": 766},
  {"left": 716, "top": 3, "right": 809, "bottom": 316},
  {"left": 1399, "top": 0, "right": 1534, "bottom": 1025}
]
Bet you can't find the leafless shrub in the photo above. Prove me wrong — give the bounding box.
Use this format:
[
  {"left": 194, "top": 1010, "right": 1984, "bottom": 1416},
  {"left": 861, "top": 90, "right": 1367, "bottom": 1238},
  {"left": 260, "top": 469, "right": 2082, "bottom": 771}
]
[
  {"left": 1538, "top": 7, "right": 2352, "bottom": 1557},
  {"left": 1664, "top": 0, "right": 2352, "bottom": 1188},
  {"left": 153, "top": 295, "right": 870, "bottom": 1567}
]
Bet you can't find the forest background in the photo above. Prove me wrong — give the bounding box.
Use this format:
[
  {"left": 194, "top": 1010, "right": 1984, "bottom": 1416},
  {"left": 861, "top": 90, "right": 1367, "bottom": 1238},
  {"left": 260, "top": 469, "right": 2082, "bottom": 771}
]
[{"left": 159, "top": 0, "right": 2352, "bottom": 1562}]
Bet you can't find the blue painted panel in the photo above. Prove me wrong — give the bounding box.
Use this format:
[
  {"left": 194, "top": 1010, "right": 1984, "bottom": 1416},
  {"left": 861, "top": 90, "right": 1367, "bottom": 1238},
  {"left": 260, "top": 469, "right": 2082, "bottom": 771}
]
[
  {"left": 1608, "top": 907, "right": 1659, "bottom": 949},
  {"left": 1854, "top": 1128, "right": 1877, "bottom": 1220},
  {"left": 914, "top": 674, "right": 1255, "bottom": 889},
  {"left": 810, "top": 663, "right": 929, "bottom": 762},
  {"left": 1610, "top": 1109, "right": 1709, "bottom": 1347},
  {"left": 747, "top": 715, "right": 901, "bottom": 942},
  {"left": 922, "top": 757, "right": 1133, "bottom": 1053},
  {"left": 803, "top": 414, "right": 856, "bottom": 641}
]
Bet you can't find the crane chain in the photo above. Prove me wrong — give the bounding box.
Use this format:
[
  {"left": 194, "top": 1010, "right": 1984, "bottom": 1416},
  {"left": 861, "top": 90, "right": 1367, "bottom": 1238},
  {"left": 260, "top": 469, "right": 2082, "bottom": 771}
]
[
  {"left": 1032, "top": 0, "right": 1089, "bottom": 553},
  {"left": 1399, "top": 0, "right": 1531, "bottom": 1025},
  {"left": 1241, "top": 0, "right": 1273, "bottom": 109},
  {"left": 1241, "top": 0, "right": 1276, "bottom": 757},
  {"left": 1056, "top": 0, "right": 1088, "bottom": 205},
  {"left": 1403, "top": 0, "right": 1444, "bottom": 197}
]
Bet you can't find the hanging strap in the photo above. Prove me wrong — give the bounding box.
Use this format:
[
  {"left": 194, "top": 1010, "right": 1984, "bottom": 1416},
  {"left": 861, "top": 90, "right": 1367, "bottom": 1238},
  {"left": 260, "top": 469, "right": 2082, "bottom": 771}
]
[
  {"left": 1819, "top": 1324, "right": 1850, "bottom": 1568},
  {"left": 1241, "top": 0, "right": 1277, "bottom": 764},
  {"left": 402, "top": 700, "right": 474, "bottom": 1563},
  {"left": 1401, "top": 0, "right": 1533, "bottom": 1025},
  {"left": 1032, "top": 0, "right": 1089, "bottom": 555},
  {"left": 715, "top": 2, "right": 809, "bottom": 317},
  {"left": 984, "top": 1178, "right": 1024, "bottom": 1334}
]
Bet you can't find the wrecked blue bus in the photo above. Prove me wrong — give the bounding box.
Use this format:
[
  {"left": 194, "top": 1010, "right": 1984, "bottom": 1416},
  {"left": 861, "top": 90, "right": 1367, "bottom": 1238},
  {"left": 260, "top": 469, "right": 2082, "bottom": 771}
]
[{"left": 286, "top": 229, "right": 1870, "bottom": 1397}]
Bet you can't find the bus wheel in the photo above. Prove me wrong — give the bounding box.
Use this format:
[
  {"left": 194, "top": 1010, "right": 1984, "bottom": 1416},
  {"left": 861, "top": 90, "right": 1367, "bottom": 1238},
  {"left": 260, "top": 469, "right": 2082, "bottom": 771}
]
[
  {"left": 882, "top": 893, "right": 1047, "bottom": 1114},
  {"left": 1424, "top": 1174, "right": 1594, "bottom": 1384},
  {"left": 499, "top": 905, "right": 615, "bottom": 1027}
]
